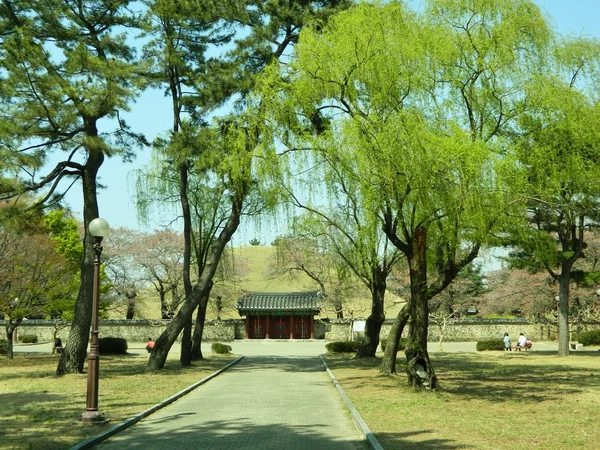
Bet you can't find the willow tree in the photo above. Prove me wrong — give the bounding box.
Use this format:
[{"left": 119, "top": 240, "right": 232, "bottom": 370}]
[
  {"left": 0, "top": 1, "right": 144, "bottom": 374},
  {"left": 138, "top": 0, "right": 352, "bottom": 368},
  {"left": 510, "top": 36, "right": 600, "bottom": 357},
  {"left": 260, "top": 0, "right": 550, "bottom": 388},
  {"left": 284, "top": 152, "right": 402, "bottom": 358}
]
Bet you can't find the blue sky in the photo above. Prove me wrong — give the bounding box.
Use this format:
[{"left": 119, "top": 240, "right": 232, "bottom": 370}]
[{"left": 51, "top": 0, "right": 600, "bottom": 247}]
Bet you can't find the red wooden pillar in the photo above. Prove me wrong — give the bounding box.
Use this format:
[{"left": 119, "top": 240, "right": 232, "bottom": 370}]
[
  {"left": 245, "top": 317, "right": 250, "bottom": 339},
  {"left": 290, "top": 315, "right": 295, "bottom": 339},
  {"left": 310, "top": 315, "right": 314, "bottom": 339},
  {"left": 266, "top": 315, "right": 270, "bottom": 339}
]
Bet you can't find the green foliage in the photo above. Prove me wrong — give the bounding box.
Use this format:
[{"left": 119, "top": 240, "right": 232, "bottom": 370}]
[
  {"left": 249, "top": 238, "right": 261, "bottom": 246},
  {"left": 571, "top": 270, "right": 600, "bottom": 287},
  {"left": 211, "top": 343, "right": 232, "bottom": 354},
  {"left": 258, "top": 0, "right": 544, "bottom": 336},
  {"left": 19, "top": 334, "right": 38, "bottom": 344},
  {"left": 476, "top": 340, "right": 505, "bottom": 351},
  {"left": 0, "top": 339, "right": 8, "bottom": 355},
  {"left": 380, "top": 338, "right": 407, "bottom": 352},
  {"left": 98, "top": 337, "right": 128, "bottom": 355},
  {"left": 44, "top": 211, "right": 83, "bottom": 266},
  {"left": 42, "top": 210, "right": 82, "bottom": 321},
  {"left": 325, "top": 341, "right": 361, "bottom": 353},
  {"left": 578, "top": 329, "right": 600, "bottom": 346}
]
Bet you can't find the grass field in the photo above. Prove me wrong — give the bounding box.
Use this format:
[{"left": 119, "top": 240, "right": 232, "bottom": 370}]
[
  {"left": 3, "top": 349, "right": 599, "bottom": 449},
  {"left": 325, "top": 350, "right": 600, "bottom": 450},
  {"left": 0, "top": 352, "right": 235, "bottom": 450}
]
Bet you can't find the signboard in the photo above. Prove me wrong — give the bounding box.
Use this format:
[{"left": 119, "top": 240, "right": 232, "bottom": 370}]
[{"left": 352, "top": 319, "right": 366, "bottom": 333}]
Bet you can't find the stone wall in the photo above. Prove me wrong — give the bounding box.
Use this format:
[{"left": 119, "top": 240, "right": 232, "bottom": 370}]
[
  {"left": 3, "top": 319, "right": 242, "bottom": 343},
  {"left": 324, "top": 318, "right": 600, "bottom": 342},
  {"left": 4, "top": 318, "right": 599, "bottom": 344}
]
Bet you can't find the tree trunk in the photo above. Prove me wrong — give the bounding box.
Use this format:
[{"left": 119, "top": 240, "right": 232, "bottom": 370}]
[
  {"left": 380, "top": 302, "right": 410, "bottom": 374},
  {"left": 5, "top": 322, "right": 17, "bottom": 359},
  {"left": 335, "top": 298, "right": 344, "bottom": 319},
  {"left": 146, "top": 194, "right": 243, "bottom": 371},
  {"left": 191, "top": 291, "right": 211, "bottom": 360},
  {"left": 356, "top": 266, "right": 386, "bottom": 358},
  {"left": 57, "top": 149, "right": 103, "bottom": 375},
  {"left": 405, "top": 227, "right": 437, "bottom": 390},
  {"left": 160, "top": 290, "right": 170, "bottom": 320},
  {"left": 179, "top": 160, "right": 194, "bottom": 367},
  {"left": 126, "top": 297, "right": 135, "bottom": 320},
  {"left": 557, "top": 265, "right": 571, "bottom": 357},
  {"left": 215, "top": 296, "right": 223, "bottom": 321},
  {"left": 180, "top": 316, "right": 193, "bottom": 366}
]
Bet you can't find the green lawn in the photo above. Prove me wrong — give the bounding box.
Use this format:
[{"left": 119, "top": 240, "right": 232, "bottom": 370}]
[
  {"left": 325, "top": 350, "right": 600, "bottom": 450},
  {"left": 2, "top": 349, "right": 599, "bottom": 450},
  {"left": 0, "top": 352, "right": 235, "bottom": 450}
]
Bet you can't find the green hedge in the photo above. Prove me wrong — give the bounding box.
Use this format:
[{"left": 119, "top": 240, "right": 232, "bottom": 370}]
[
  {"left": 98, "top": 337, "right": 128, "bottom": 355},
  {"left": 19, "top": 334, "right": 38, "bottom": 344},
  {"left": 476, "top": 339, "right": 505, "bottom": 351},
  {"left": 0, "top": 339, "right": 8, "bottom": 356},
  {"left": 578, "top": 329, "right": 600, "bottom": 346},
  {"left": 325, "top": 341, "right": 361, "bottom": 353},
  {"left": 211, "top": 343, "right": 232, "bottom": 354},
  {"left": 380, "top": 338, "right": 407, "bottom": 352}
]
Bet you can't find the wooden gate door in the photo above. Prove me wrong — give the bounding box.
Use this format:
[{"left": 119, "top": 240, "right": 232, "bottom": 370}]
[
  {"left": 270, "top": 316, "right": 290, "bottom": 339},
  {"left": 249, "top": 316, "right": 266, "bottom": 339},
  {"left": 294, "top": 315, "right": 310, "bottom": 339}
]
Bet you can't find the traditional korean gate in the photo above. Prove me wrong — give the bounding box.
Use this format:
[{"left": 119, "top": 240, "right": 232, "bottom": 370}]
[
  {"left": 249, "top": 316, "right": 266, "bottom": 339},
  {"left": 270, "top": 316, "right": 290, "bottom": 339},
  {"left": 294, "top": 315, "right": 310, "bottom": 339}
]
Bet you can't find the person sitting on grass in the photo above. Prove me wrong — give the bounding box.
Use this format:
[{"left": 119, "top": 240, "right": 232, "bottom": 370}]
[
  {"left": 503, "top": 332, "right": 511, "bottom": 351},
  {"left": 146, "top": 337, "right": 155, "bottom": 353}
]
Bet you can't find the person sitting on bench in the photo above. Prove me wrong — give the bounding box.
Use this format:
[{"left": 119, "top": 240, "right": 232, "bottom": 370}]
[
  {"left": 54, "top": 338, "right": 64, "bottom": 354},
  {"left": 515, "top": 333, "right": 532, "bottom": 351}
]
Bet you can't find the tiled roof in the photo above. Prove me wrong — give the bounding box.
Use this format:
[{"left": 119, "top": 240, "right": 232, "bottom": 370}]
[{"left": 236, "top": 291, "right": 321, "bottom": 316}]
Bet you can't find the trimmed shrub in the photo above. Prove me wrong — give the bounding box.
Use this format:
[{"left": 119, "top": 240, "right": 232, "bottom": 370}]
[
  {"left": 98, "top": 337, "right": 128, "bottom": 355},
  {"left": 19, "top": 334, "right": 38, "bottom": 344},
  {"left": 578, "top": 329, "right": 600, "bottom": 346},
  {"left": 211, "top": 343, "right": 232, "bottom": 354},
  {"left": 0, "top": 339, "right": 8, "bottom": 356},
  {"left": 380, "top": 338, "right": 407, "bottom": 352},
  {"left": 476, "top": 339, "right": 505, "bottom": 351},
  {"left": 325, "top": 341, "right": 361, "bottom": 353}
]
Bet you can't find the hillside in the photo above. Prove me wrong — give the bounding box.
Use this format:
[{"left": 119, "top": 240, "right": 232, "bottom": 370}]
[{"left": 112, "top": 245, "right": 406, "bottom": 321}]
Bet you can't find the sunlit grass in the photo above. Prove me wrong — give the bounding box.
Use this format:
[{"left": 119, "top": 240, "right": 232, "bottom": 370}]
[
  {"left": 4, "top": 348, "right": 600, "bottom": 450},
  {"left": 324, "top": 350, "right": 600, "bottom": 450},
  {"left": 0, "top": 352, "right": 234, "bottom": 450}
]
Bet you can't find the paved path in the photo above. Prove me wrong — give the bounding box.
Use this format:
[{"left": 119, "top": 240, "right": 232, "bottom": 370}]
[{"left": 95, "top": 342, "right": 367, "bottom": 450}]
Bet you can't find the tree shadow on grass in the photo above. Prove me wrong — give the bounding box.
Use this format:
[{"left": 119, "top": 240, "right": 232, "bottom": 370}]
[
  {"left": 321, "top": 352, "right": 600, "bottom": 405},
  {"left": 0, "top": 391, "right": 67, "bottom": 411},
  {"left": 376, "top": 430, "right": 464, "bottom": 450},
  {"left": 429, "top": 353, "right": 600, "bottom": 403},
  {"left": 0, "top": 391, "right": 97, "bottom": 450}
]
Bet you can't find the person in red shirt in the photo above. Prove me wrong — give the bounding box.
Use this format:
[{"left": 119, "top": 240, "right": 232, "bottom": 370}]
[{"left": 146, "top": 337, "right": 155, "bottom": 353}]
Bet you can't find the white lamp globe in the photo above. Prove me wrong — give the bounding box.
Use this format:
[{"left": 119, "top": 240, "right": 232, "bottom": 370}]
[{"left": 89, "top": 218, "right": 109, "bottom": 237}]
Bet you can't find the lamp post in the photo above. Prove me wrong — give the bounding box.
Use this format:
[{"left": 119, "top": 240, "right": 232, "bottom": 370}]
[{"left": 79, "top": 217, "right": 109, "bottom": 423}]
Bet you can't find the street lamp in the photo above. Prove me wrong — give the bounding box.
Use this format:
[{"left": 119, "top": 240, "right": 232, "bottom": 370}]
[{"left": 79, "top": 217, "right": 109, "bottom": 423}]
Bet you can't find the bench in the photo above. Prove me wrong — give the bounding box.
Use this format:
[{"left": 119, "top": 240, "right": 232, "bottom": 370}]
[{"left": 513, "top": 342, "right": 532, "bottom": 351}]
